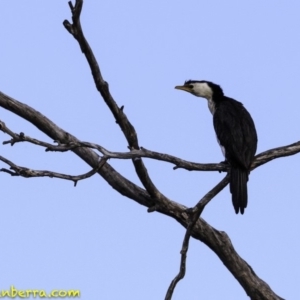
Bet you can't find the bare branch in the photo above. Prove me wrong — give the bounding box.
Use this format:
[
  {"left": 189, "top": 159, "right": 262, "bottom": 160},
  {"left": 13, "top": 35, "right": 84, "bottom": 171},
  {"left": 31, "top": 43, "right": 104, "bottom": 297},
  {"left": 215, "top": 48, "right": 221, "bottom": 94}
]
[
  {"left": 3, "top": 117, "right": 298, "bottom": 174},
  {"left": 0, "top": 87, "right": 286, "bottom": 300},
  {"left": 0, "top": 1, "right": 292, "bottom": 298},
  {"left": 253, "top": 141, "right": 300, "bottom": 168},
  {"left": 98, "top": 143, "right": 300, "bottom": 172},
  {"left": 0, "top": 155, "right": 107, "bottom": 186},
  {"left": 0, "top": 120, "right": 71, "bottom": 151},
  {"left": 0, "top": 90, "right": 152, "bottom": 207},
  {"left": 63, "top": 0, "right": 165, "bottom": 203},
  {"left": 165, "top": 173, "right": 230, "bottom": 300},
  {"left": 0, "top": 120, "right": 226, "bottom": 171}
]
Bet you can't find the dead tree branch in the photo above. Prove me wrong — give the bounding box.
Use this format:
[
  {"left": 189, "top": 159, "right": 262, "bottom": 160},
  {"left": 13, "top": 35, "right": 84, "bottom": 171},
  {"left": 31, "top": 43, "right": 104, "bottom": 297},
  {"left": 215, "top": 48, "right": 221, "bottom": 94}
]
[
  {"left": 0, "top": 154, "right": 107, "bottom": 186},
  {"left": 165, "top": 173, "right": 230, "bottom": 300},
  {"left": 0, "top": 121, "right": 228, "bottom": 171},
  {"left": 63, "top": 0, "right": 164, "bottom": 205},
  {"left": 0, "top": 85, "right": 285, "bottom": 300},
  {"left": 2, "top": 119, "right": 299, "bottom": 174},
  {"left": 62, "top": 2, "right": 287, "bottom": 299},
  {"left": 0, "top": 1, "right": 292, "bottom": 299}
]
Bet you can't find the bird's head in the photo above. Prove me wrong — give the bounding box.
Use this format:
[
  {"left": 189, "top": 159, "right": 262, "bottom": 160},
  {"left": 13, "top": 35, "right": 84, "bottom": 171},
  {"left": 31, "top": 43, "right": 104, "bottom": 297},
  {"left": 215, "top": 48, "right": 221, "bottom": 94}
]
[{"left": 175, "top": 80, "right": 223, "bottom": 100}]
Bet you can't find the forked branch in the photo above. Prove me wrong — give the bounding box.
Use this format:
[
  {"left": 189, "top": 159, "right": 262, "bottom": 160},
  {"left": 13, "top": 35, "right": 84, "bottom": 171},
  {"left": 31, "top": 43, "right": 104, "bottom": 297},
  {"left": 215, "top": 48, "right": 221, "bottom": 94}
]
[
  {"left": 62, "top": 3, "right": 288, "bottom": 299},
  {"left": 1, "top": 119, "right": 299, "bottom": 173},
  {"left": 63, "top": 0, "right": 164, "bottom": 203},
  {"left": 0, "top": 1, "right": 292, "bottom": 299},
  {"left": 165, "top": 173, "right": 230, "bottom": 300},
  {"left": 0, "top": 75, "right": 286, "bottom": 300}
]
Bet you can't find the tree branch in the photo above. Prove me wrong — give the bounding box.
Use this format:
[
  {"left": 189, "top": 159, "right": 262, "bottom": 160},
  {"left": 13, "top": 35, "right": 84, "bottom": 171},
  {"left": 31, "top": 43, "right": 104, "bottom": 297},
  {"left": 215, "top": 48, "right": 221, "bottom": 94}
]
[
  {"left": 2, "top": 117, "right": 298, "bottom": 174},
  {"left": 253, "top": 141, "right": 300, "bottom": 168},
  {"left": 61, "top": 3, "right": 287, "bottom": 298},
  {"left": 0, "top": 1, "right": 291, "bottom": 298},
  {"left": 0, "top": 154, "right": 107, "bottom": 186},
  {"left": 165, "top": 173, "right": 230, "bottom": 300},
  {"left": 0, "top": 85, "right": 285, "bottom": 300},
  {"left": 63, "top": 0, "right": 163, "bottom": 204}
]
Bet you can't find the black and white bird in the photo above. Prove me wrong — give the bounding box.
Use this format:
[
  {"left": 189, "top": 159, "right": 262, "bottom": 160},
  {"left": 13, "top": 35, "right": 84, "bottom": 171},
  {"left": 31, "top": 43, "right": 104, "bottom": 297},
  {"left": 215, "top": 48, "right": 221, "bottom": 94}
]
[{"left": 175, "top": 80, "right": 257, "bottom": 214}]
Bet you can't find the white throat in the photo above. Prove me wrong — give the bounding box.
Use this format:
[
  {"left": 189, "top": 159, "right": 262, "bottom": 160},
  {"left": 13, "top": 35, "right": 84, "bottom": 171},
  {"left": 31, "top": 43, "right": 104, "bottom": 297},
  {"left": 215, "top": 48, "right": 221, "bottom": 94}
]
[
  {"left": 192, "top": 82, "right": 215, "bottom": 114},
  {"left": 207, "top": 98, "right": 216, "bottom": 115}
]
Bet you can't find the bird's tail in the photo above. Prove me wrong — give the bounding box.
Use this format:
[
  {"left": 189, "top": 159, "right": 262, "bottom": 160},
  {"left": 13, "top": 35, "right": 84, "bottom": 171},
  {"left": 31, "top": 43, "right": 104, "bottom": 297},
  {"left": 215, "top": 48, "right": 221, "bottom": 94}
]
[{"left": 230, "top": 168, "right": 248, "bottom": 214}]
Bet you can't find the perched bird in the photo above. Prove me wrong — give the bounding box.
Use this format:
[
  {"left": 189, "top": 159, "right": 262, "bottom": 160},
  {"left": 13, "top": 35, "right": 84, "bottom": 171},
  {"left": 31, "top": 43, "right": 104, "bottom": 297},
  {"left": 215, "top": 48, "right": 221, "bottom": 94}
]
[{"left": 175, "top": 80, "right": 257, "bottom": 214}]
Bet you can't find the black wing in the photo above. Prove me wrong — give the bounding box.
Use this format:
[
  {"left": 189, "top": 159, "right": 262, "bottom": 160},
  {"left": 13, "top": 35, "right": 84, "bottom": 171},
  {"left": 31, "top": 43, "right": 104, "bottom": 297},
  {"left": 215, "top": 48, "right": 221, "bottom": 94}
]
[{"left": 213, "top": 97, "right": 257, "bottom": 169}]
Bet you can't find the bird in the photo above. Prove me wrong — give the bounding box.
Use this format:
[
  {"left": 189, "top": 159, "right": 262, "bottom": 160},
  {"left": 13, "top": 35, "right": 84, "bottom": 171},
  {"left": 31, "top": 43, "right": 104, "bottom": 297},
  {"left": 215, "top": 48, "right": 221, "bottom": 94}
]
[{"left": 175, "top": 80, "right": 257, "bottom": 214}]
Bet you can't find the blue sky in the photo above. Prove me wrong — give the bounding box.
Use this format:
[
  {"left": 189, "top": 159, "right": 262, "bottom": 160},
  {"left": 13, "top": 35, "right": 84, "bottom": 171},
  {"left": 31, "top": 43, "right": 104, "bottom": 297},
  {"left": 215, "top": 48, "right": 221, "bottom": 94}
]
[{"left": 1, "top": 1, "right": 300, "bottom": 299}]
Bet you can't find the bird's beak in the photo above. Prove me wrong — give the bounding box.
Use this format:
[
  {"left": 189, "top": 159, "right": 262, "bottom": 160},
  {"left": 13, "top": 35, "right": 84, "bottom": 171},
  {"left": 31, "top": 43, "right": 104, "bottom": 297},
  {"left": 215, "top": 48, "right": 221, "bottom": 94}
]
[{"left": 175, "top": 85, "right": 191, "bottom": 93}]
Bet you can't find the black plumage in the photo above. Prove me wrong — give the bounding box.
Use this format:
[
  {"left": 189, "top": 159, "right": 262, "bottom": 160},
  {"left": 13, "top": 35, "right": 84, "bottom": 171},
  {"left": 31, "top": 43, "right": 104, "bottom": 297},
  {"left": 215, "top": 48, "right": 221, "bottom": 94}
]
[
  {"left": 213, "top": 93, "right": 257, "bottom": 214},
  {"left": 175, "top": 80, "right": 257, "bottom": 214}
]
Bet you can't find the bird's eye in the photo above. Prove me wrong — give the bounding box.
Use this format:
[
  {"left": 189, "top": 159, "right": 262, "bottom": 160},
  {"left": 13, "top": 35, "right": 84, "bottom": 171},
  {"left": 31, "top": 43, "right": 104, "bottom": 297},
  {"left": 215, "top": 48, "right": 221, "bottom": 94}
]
[{"left": 189, "top": 85, "right": 194, "bottom": 89}]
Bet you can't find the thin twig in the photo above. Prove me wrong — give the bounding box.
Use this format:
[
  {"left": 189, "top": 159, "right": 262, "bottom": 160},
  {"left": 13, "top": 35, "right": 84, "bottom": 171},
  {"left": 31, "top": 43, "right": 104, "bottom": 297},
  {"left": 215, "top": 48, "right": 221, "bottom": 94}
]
[
  {"left": 165, "top": 174, "right": 230, "bottom": 300},
  {"left": 0, "top": 155, "right": 107, "bottom": 186}
]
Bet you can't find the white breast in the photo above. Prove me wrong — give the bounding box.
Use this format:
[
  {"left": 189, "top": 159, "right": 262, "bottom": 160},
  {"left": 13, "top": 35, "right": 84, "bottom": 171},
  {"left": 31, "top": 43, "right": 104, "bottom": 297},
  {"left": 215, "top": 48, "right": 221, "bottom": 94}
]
[
  {"left": 208, "top": 98, "right": 215, "bottom": 115},
  {"left": 207, "top": 98, "right": 224, "bottom": 156}
]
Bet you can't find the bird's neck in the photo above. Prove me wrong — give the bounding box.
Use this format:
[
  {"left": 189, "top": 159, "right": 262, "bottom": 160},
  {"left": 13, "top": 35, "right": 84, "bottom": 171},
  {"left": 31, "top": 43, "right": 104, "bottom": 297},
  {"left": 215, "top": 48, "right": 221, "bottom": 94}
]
[
  {"left": 207, "top": 94, "right": 225, "bottom": 115},
  {"left": 207, "top": 97, "right": 216, "bottom": 115}
]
